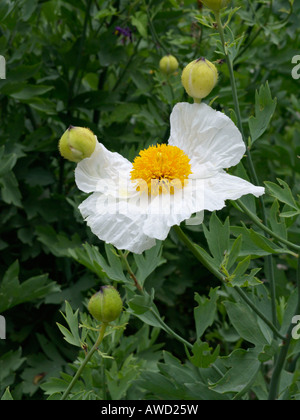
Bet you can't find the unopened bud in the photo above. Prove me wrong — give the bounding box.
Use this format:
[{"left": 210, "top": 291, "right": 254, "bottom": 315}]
[
  {"left": 181, "top": 57, "right": 218, "bottom": 101},
  {"left": 159, "top": 55, "right": 179, "bottom": 75},
  {"left": 201, "top": 0, "right": 231, "bottom": 12},
  {"left": 58, "top": 126, "right": 97, "bottom": 163},
  {"left": 88, "top": 286, "right": 123, "bottom": 323}
]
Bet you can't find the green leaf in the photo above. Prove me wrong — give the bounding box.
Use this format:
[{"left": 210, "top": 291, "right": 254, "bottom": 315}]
[
  {"left": 133, "top": 241, "right": 164, "bottom": 286},
  {"left": 188, "top": 339, "right": 220, "bottom": 368},
  {"left": 223, "top": 301, "right": 270, "bottom": 346},
  {"left": 131, "top": 12, "right": 148, "bottom": 38},
  {"left": 10, "top": 85, "right": 54, "bottom": 100},
  {"left": 0, "top": 146, "right": 18, "bottom": 177},
  {"left": 1, "top": 387, "right": 13, "bottom": 400},
  {"left": 0, "top": 261, "right": 60, "bottom": 313},
  {"left": 69, "top": 243, "right": 128, "bottom": 283},
  {"left": 264, "top": 179, "right": 300, "bottom": 212},
  {"left": 203, "top": 213, "right": 230, "bottom": 265},
  {"left": 226, "top": 235, "right": 243, "bottom": 270},
  {"left": 0, "top": 171, "right": 22, "bottom": 207},
  {"left": 194, "top": 287, "right": 219, "bottom": 338},
  {"left": 210, "top": 348, "right": 261, "bottom": 397},
  {"left": 248, "top": 82, "right": 277, "bottom": 144},
  {"left": 57, "top": 301, "right": 81, "bottom": 347}
]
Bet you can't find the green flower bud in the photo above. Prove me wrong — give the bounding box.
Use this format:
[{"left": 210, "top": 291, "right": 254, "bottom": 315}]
[
  {"left": 159, "top": 55, "right": 179, "bottom": 75},
  {"left": 201, "top": 0, "right": 231, "bottom": 12},
  {"left": 58, "top": 126, "right": 97, "bottom": 163},
  {"left": 181, "top": 57, "right": 218, "bottom": 101},
  {"left": 88, "top": 286, "right": 123, "bottom": 323}
]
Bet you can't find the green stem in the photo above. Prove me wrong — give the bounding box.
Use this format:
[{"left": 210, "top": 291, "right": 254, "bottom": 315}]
[
  {"left": 173, "top": 225, "right": 285, "bottom": 341},
  {"left": 119, "top": 250, "right": 193, "bottom": 349},
  {"left": 149, "top": 307, "right": 193, "bottom": 349},
  {"left": 214, "top": 11, "right": 278, "bottom": 330},
  {"left": 118, "top": 250, "right": 143, "bottom": 292},
  {"left": 268, "top": 256, "right": 300, "bottom": 400},
  {"left": 235, "top": 199, "right": 300, "bottom": 254},
  {"left": 60, "top": 323, "right": 107, "bottom": 400}
]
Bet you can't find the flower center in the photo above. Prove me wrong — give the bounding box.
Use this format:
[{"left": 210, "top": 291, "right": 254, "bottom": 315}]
[{"left": 130, "top": 144, "right": 192, "bottom": 195}]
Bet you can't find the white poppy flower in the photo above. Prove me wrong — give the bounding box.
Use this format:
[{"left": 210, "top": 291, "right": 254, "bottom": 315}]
[{"left": 75, "top": 102, "right": 264, "bottom": 254}]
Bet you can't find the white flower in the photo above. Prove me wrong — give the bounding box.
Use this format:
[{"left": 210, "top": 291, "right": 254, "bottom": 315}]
[{"left": 75, "top": 102, "right": 264, "bottom": 254}]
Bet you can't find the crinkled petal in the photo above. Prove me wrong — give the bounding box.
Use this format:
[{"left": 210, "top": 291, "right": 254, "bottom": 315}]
[
  {"left": 169, "top": 102, "right": 245, "bottom": 177},
  {"left": 202, "top": 171, "right": 265, "bottom": 211},
  {"left": 142, "top": 173, "right": 264, "bottom": 239},
  {"left": 75, "top": 142, "right": 133, "bottom": 195},
  {"left": 78, "top": 192, "right": 156, "bottom": 254}
]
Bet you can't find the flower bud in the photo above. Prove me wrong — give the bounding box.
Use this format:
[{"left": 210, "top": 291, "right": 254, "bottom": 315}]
[
  {"left": 159, "top": 55, "right": 179, "bottom": 75},
  {"left": 88, "top": 286, "right": 123, "bottom": 323},
  {"left": 58, "top": 126, "right": 97, "bottom": 163},
  {"left": 181, "top": 57, "right": 218, "bottom": 101},
  {"left": 201, "top": 0, "right": 231, "bottom": 12}
]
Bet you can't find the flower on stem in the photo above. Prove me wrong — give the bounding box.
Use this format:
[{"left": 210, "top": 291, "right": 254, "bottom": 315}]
[
  {"left": 73, "top": 102, "right": 264, "bottom": 254},
  {"left": 114, "top": 26, "right": 133, "bottom": 44}
]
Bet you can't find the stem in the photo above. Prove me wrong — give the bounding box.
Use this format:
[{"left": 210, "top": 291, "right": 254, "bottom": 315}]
[
  {"left": 119, "top": 250, "right": 194, "bottom": 349},
  {"left": 118, "top": 250, "right": 143, "bottom": 292},
  {"left": 173, "top": 225, "right": 285, "bottom": 341},
  {"left": 268, "top": 256, "right": 300, "bottom": 400},
  {"left": 61, "top": 323, "right": 107, "bottom": 400},
  {"left": 149, "top": 307, "right": 193, "bottom": 349},
  {"left": 235, "top": 199, "right": 300, "bottom": 253},
  {"left": 214, "top": 11, "right": 278, "bottom": 329}
]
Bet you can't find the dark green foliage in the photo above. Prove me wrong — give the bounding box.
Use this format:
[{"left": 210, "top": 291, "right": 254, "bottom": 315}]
[{"left": 0, "top": 0, "right": 300, "bottom": 400}]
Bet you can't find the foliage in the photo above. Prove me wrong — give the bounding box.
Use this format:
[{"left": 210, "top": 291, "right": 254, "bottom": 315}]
[{"left": 0, "top": 0, "right": 300, "bottom": 401}]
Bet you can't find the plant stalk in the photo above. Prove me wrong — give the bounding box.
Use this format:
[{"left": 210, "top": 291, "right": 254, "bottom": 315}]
[{"left": 61, "top": 323, "right": 107, "bottom": 400}]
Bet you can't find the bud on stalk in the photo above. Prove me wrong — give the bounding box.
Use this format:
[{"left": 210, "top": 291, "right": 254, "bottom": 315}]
[
  {"left": 181, "top": 57, "right": 218, "bottom": 101},
  {"left": 88, "top": 286, "right": 123, "bottom": 323},
  {"left": 59, "top": 126, "right": 97, "bottom": 163},
  {"left": 159, "top": 55, "right": 179, "bottom": 75}
]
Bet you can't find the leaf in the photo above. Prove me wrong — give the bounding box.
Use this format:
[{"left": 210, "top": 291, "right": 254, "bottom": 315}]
[
  {"left": 194, "top": 287, "right": 219, "bottom": 339},
  {"left": 10, "top": 85, "right": 54, "bottom": 100},
  {"left": 203, "top": 213, "right": 230, "bottom": 265},
  {"left": 248, "top": 82, "right": 277, "bottom": 144},
  {"left": 210, "top": 348, "right": 261, "bottom": 397},
  {"left": 69, "top": 243, "right": 128, "bottom": 283},
  {"left": 57, "top": 301, "right": 81, "bottom": 347},
  {"left": 188, "top": 339, "right": 220, "bottom": 368},
  {"left": 226, "top": 235, "right": 243, "bottom": 270},
  {"left": 1, "top": 387, "right": 13, "bottom": 400},
  {"left": 223, "top": 301, "right": 270, "bottom": 346},
  {"left": 131, "top": 12, "right": 148, "bottom": 38},
  {"left": 0, "top": 171, "right": 22, "bottom": 207},
  {"left": 0, "top": 261, "right": 60, "bottom": 313},
  {"left": 264, "top": 179, "right": 300, "bottom": 212},
  {"left": 133, "top": 241, "right": 164, "bottom": 286}
]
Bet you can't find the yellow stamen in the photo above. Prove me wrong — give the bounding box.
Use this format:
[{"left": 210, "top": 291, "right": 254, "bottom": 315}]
[{"left": 130, "top": 144, "right": 192, "bottom": 195}]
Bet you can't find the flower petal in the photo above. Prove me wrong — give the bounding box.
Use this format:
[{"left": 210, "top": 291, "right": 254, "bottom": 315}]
[
  {"left": 75, "top": 142, "right": 133, "bottom": 195},
  {"left": 202, "top": 171, "right": 265, "bottom": 211},
  {"left": 142, "top": 173, "right": 264, "bottom": 239},
  {"left": 169, "top": 102, "right": 245, "bottom": 177},
  {"left": 78, "top": 192, "right": 156, "bottom": 254}
]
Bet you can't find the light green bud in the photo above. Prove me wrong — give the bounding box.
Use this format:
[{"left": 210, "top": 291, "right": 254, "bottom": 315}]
[
  {"left": 58, "top": 126, "right": 97, "bottom": 163},
  {"left": 88, "top": 286, "right": 123, "bottom": 323},
  {"left": 181, "top": 57, "right": 218, "bottom": 100},
  {"left": 159, "top": 55, "right": 179, "bottom": 75}
]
